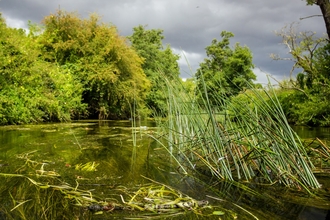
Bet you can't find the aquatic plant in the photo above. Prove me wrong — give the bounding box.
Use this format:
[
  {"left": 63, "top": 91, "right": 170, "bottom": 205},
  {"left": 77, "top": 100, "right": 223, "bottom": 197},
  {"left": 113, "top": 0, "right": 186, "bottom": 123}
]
[
  {"left": 0, "top": 171, "right": 220, "bottom": 219},
  {"left": 154, "top": 75, "right": 320, "bottom": 189},
  {"left": 0, "top": 150, "right": 224, "bottom": 219},
  {"left": 75, "top": 161, "right": 99, "bottom": 172},
  {"left": 0, "top": 173, "right": 95, "bottom": 219},
  {"left": 303, "top": 137, "right": 330, "bottom": 171}
]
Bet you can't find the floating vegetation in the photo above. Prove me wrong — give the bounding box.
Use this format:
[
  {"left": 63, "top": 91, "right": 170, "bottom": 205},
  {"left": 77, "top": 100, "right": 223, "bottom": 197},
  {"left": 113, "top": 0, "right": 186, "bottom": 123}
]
[
  {"left": 36, "top": 163, "right": 61, "bottom": 176},
  {"left": 0, "top": 172, "right": 95, "bottom": 219},
  {"left": 0, "top": 121, "right": 328, "bottom": 219},
  {"left": 303, "top": 137, "right": 330, "bottom": 172},
  {"left": 118, "top": 176, "right": 210, "bottom": 212},
  {"left": 0, "top": 150, "right": 228, "bottom": 219},
  {"left": 75, "top": 162, "right": 99, "bottom": 172},
  {"left": 0, "top": 172, "right": 222, "bottom": 219}
]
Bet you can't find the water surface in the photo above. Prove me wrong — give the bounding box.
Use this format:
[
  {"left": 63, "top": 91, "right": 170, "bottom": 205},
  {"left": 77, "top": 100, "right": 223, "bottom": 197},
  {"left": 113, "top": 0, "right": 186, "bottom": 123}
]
[{"left": 0, "top": 121, "right": 329, "bottom": 219}]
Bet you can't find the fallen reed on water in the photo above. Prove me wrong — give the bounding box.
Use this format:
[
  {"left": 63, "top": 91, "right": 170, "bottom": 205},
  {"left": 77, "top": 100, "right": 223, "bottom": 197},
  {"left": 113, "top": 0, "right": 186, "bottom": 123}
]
[{"left": 0, "top": 152, "right": 221, "bottom": 219}]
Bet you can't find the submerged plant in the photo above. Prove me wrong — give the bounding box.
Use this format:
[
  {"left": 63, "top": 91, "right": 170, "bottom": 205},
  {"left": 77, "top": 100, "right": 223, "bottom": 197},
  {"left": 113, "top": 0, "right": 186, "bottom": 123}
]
[
  {"left": 75, "top": 161, "right": 99, "bottom": 172},
  {"left": 154, "top": 75, "right": 320, "bottom": 190},
  {"left": 0, "top": 173, "right": 95, "bottom": 219},
  {"left": 0, "top": 150, "right": 224, "bottom": 219}
]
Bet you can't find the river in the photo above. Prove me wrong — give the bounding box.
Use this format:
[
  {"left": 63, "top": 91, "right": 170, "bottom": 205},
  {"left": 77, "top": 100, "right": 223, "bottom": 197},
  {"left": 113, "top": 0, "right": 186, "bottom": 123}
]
[{"left": 0, "top": 121, "right": 329, "bottom": 219}]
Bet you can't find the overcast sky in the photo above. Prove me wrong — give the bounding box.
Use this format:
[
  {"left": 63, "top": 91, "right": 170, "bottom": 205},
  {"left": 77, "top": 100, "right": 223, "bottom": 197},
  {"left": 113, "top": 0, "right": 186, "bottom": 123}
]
[{"left": 0, "top": 0, "right": 325, "bottom": 84}]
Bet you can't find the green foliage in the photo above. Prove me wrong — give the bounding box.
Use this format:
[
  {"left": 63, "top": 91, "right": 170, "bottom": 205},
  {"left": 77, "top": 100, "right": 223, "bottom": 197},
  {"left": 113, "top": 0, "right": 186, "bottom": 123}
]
[
  {"left": 39, "top": 10, "right": 150, "bottom": 119},
  {"left": 128, "top": 25, "right": 180, "bottom": 116},
  {"left": 305, "top": 0, "right": 316, "bottom": 5},
  {"left": 0, "top": 14, "right": 86, "bottom": 124},
  {"left": 196, "top": 31, "right": 256, "bottom": 106},
  {"left": 273, "top": 25, "right": 330, "bottom": 126},
  {"left": 0, "top": 9, "right": 153, "bottom": 123},
  {"left": 314, "top": 43, "right": 330, "bottom": 82},
  {"left": 156, "top": 75, "right": 320, "bottom": 189},
  {"left": 182, "top": 78, "right": 197, "bottom": 97},
  {"left": 276, "top": 89, "right": 330, "bottom": 126}
]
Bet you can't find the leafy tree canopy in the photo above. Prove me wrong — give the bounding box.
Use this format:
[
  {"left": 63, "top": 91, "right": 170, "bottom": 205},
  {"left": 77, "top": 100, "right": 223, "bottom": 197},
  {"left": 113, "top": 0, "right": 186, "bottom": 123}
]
[
  {"left": 128, "top": 25, "right": 180, "bottom": 116},
  {"left": 195, "top": 31, "right": 256, "bottom": 106},
  {"left": 39, "top": 10, "right": 150, "bottom": 119},
  {"left": 0, "top": 13, "right": 86, "bottom": 124},
  {"left": 272, "top": 23, "right": 330, "bottom": 126}
]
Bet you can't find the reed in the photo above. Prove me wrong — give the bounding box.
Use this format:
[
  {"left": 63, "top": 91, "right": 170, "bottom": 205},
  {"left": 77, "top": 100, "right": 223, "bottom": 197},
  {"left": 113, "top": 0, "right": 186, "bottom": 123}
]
[{"left": 155, "top": 75, "right": 320, "bottom": 189}]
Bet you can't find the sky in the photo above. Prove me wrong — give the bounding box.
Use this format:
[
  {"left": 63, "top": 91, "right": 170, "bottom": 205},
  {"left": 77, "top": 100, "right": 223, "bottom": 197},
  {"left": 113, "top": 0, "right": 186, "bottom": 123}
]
[{"left": 0, "top": 0, "right": 325, "bottom": 85}]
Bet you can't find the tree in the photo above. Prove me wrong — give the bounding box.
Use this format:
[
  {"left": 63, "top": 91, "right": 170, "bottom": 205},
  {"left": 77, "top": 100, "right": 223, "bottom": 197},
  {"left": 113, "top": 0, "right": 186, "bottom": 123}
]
[
  {"left": 128, "top": 25, "right": 180, "bottom": 116},
  {"left": 39, "top": 10, "right": 150, "bottom": 119},
  {"left": 0, "top": 13, "right": 86, "bottom": 124},
  {"left": 182, "top": 78, "right": 196, "bottom": 97},
  {"left": 306, "top": 0, "right": 330, "bottom": 39},
  {"left": 272, "top": 23, "right": 327, "bottom": 89},
  {"left": 195, "top": 31, "right": 255, "bottom": 106},
  {"left": 272, "top": 23, "right": 330, "bottom": 126}
]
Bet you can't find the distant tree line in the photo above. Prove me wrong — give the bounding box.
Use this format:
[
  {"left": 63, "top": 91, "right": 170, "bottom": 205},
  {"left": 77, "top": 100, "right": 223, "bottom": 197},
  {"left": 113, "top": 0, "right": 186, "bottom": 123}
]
[
  {"left": 4, "top": 7, "right": 329, "bottom": 127},
  {"left": 0, "top": 10, "right": 258, "bottom": 125},
  {"left": 0, "top": 10, "right": 181, "bottom": 124}
]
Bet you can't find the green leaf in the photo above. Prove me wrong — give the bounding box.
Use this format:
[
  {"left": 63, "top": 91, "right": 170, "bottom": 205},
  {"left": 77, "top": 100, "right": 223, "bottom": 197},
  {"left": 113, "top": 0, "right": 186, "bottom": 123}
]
[{"left": 212, "top": 210, "right": 225, "bottom": 215}]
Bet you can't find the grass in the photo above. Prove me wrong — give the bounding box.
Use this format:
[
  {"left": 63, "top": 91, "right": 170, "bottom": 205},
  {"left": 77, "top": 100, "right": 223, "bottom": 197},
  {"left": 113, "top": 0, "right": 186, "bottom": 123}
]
[{"left": 153, "top": 74, "right": 320, "bottom": 190}]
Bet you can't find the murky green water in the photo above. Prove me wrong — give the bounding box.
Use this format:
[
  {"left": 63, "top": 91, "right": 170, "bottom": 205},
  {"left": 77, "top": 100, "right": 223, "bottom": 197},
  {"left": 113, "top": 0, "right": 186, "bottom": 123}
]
[{"left": 0, "top": 121, "right": 329, "bottom": 219}]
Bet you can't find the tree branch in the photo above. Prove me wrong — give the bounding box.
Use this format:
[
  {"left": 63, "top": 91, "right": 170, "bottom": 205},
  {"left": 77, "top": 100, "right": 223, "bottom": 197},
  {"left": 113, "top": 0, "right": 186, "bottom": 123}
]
[{"left": 300, "top": 14, "right": 322, "bottom": 20}]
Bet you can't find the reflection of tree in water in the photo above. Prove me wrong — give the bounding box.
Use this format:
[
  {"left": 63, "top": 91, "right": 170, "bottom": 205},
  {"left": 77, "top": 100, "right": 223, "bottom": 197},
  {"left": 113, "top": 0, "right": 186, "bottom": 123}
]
[
  {"left": 1, "top": 122, "right": 329, "bottom": 219},
  {"left": 204, "top": 179, "right": 330, "bottom": 220},
  {"left": 70, "top": 128, "right": 155, "bottom": 185}
]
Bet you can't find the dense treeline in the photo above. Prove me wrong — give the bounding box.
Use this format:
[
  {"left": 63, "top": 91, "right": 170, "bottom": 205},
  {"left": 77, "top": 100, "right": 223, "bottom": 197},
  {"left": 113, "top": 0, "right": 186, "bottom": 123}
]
[
  {"left": 128, "top": 25, "right": 180, "bottom": 116},
  {"left": 0, "top": 13, "right": 87, "bottom": 124},
  {"left": 0, "top": 10, "right": 181, "bottom": 124},
  {"left": 1, "top": 8, "right": 329, "bottom": 126},
  {"left": 0, "top": 9, "right": 254, "bottom": 125},
  {"left": 40, "top": 11, "right": 151, "bottom": 120}
]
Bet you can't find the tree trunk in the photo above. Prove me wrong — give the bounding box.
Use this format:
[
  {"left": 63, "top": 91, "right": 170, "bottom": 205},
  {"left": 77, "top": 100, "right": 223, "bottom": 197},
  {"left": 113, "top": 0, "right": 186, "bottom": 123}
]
[{"left": 316, "top": 0, "right": 330, "bottom": 39}]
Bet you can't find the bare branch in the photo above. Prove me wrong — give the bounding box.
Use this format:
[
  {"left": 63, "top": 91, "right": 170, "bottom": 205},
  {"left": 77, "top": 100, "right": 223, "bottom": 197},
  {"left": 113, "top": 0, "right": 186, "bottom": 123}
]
[
  {"left": 270, "top": 74, "right": 310, "bottom": 98},
  {"left": 300, "top": 15, "right": 322, "bottom": 20}
]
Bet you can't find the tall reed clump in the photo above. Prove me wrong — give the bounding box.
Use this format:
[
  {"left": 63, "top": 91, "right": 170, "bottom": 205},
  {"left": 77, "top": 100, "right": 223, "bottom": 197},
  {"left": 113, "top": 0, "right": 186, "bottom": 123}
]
[{"left": 155, "top": 76, "right": 320, "bottom": 190}]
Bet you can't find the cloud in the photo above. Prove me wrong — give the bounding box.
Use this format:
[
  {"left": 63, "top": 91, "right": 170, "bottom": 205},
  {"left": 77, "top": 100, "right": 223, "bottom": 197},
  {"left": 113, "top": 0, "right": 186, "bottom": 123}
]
[
  {"left": 172, "top": 48, "right": 205, "bottom": 78},
  {"left": 253, "top": 68, "right": 284, "bottom": 86},
  {"left": 3, "top": 16, "right": 27, "bottom": 30}
]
